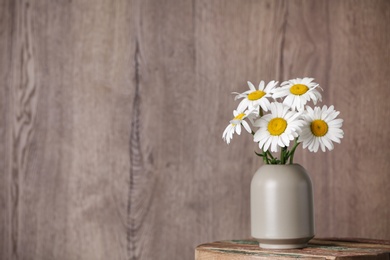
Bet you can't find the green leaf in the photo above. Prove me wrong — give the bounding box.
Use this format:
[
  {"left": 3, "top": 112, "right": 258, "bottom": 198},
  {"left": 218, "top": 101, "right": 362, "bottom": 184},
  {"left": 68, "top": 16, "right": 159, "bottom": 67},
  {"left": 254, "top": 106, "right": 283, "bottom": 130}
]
[{"left": 254, "top": 151, "right": 264, "bottom": 157}]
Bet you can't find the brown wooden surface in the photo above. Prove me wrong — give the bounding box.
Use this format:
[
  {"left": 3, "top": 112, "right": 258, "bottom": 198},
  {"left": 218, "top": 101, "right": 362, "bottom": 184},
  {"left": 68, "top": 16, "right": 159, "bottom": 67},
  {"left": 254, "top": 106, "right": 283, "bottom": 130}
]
[
  {"left": 0, "top": 0, "right": 389, "bottom": 259},
  {"left": 196, "top": 239, "right": 390, "bottom": 259}
]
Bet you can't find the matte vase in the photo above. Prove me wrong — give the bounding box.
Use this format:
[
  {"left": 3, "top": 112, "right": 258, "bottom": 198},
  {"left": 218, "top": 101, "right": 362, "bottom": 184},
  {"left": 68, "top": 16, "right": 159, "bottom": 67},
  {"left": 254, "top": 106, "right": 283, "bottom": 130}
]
[{"left": 250, "top": 164, "right": 314, "bottom": 249}]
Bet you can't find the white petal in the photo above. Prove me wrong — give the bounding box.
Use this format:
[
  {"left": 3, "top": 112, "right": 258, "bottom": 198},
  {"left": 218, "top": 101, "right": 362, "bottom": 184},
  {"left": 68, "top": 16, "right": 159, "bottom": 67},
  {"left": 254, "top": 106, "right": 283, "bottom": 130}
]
[
  {"left": 270, "top": 136, "right": 279, "bottom": 152},
  {"left": 247, "top": 81, "right": 256, "bottom": 91},
  {"left": 258, "top": 80, "right": 265, "bottom": 90},
  {"left": 237, "top": 99, "right": 249, "bottom": 112},
  {"left": 263, "top": 137, "right": 273, "bottom": 152},
  {"left": 242, "top": 120, "right": 252, "bottom": 133},
  {"left": 312, "top": 138, "right": 320, "bottom": 152},
  {"left": 258, "top": 134, "right": 268, "bottom": 148},
  {"left": 277, "top": 136, "right": 285, "bottom": 147},
  {"left": 236, "top": 124, "right": 242, "bottom": 135}
]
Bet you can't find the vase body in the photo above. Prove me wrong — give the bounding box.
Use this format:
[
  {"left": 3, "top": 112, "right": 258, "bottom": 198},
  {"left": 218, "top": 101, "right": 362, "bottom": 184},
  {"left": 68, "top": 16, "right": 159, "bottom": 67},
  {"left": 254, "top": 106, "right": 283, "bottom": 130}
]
[{"left": 251, "top": 164, "right": 314, "bottom": 249}]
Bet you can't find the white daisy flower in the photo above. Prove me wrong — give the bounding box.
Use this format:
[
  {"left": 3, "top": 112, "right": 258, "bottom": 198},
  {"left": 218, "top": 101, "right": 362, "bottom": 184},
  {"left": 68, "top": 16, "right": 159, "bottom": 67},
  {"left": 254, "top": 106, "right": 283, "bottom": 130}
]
[
  {"left": 273, "top": 77, "right": 322, "bottom": 111},
  {"left": 234, "top": 80, "right": 278, "bottom": 112},
  {"left": 253, "top": 102, "right": 304, "bottom": 152},
  {"left": 222, "top": 110, "right": 254, "bottom": 144},
  {"left": 298, "top": 105, "right": 344, "bottom": 152}
]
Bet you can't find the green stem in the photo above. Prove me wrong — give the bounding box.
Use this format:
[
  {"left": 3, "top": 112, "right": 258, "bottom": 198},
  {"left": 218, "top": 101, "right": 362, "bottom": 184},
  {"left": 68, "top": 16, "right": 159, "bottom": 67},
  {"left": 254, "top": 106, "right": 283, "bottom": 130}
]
[
  {"left": 289, "top": 139, "right": 301, "bottom": 164},
  {"left": 266, "top": 150, "right": 275, "bottom": 160},
  {"left": 263, "top": 150, "right": 269, "bottom": 164},
  {"left": 280, "top": 148, "right": 284, "bottom": 164}
]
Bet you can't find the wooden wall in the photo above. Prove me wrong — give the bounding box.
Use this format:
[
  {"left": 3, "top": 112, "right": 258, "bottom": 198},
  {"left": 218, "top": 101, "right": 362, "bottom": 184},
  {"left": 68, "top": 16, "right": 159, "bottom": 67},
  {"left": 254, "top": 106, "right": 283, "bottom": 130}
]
[{"left": 0, "top": 0, "right": 389, "bottom": 259}]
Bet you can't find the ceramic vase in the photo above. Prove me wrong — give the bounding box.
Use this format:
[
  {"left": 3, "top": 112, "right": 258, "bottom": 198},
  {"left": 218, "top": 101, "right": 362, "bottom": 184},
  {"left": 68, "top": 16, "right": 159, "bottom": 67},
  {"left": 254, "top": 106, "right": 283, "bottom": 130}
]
[{"left": 250, "top": 164, "right": 314, "bottom": 249}]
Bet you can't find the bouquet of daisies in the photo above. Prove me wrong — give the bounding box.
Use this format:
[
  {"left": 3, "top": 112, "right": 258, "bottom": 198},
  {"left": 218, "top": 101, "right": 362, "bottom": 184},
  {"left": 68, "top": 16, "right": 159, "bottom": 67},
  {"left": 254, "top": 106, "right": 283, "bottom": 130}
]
[{"left": 222, "top": 78, "right": 344, "bottom": 164}]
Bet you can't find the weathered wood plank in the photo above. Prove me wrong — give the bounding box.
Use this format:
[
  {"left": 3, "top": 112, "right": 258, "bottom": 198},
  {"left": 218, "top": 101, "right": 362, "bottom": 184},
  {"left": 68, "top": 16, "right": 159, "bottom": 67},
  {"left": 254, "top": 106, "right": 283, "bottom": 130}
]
[
  {"left": 196, "top": 239, "right": 390, "bottom": 259},
  {"left": 1, "top": 0, "right": 135, "bottom": 259},
  {"left": 3, "top": 1, "right": 41, "bottom": 259},
  {"left": 0, "top": 0, "right": 14, "bottom": 258}
]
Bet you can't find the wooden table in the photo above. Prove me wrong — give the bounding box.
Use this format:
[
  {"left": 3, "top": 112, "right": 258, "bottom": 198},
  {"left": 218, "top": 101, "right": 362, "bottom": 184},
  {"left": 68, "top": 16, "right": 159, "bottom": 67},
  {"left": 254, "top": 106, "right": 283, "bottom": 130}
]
[{"left": 195, "top": 238, "right": 390, "bottom": 259}]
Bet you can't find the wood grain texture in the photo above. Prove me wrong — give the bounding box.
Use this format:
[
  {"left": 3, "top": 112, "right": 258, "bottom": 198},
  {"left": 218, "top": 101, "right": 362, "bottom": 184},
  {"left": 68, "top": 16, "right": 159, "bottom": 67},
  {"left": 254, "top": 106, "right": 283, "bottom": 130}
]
[
  {"left": 195, "top": 239, "right": 390, "bottom": 259},
  {"left": 1, "top": 0, "right": 134, "bottom": 259},
  {"left": 0, "top": 0, "right": 389, "bottom": 260}
]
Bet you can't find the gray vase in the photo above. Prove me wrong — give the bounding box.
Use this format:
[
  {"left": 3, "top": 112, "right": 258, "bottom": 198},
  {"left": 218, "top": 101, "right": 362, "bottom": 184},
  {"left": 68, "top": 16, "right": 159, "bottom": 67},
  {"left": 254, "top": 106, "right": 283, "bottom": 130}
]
[{"left": 250, "top": 164, "right": 314, "bottom": 249}]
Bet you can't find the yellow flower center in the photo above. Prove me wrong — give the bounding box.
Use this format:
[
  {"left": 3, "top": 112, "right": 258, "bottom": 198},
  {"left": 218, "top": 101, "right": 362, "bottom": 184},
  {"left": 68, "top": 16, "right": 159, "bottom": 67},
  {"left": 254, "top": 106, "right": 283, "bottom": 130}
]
[
  {"left": 233, "top": 113, "right": 245, "bottom": 120},
  {"left": 231, "top": 113, "right": 245, "bottom": 125},
  {"left": 290, "top": 84, "right": 309, "bottom": 95},
  {"left": 310, "top": 120, "right": 328, "bottom": 137},
  {"left": 268, "top": 118, "right": 287, "bottom": 136},
  {"left": 248, "top": 90, "right": 266, "bottom": 101}
]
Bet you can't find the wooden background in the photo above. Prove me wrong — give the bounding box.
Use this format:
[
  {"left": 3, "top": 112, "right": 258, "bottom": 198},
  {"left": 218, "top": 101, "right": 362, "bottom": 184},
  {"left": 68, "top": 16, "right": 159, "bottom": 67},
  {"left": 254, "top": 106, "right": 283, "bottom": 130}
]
[{"left": 1, "top": 0, "right": 389, "bottom": 259}]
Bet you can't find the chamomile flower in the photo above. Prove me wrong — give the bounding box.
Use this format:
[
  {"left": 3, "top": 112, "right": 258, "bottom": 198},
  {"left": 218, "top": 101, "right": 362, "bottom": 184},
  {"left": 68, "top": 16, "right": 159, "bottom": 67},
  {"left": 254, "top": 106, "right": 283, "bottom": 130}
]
[
  {"left": 253, "top": 102, "right": 304, "bottom": 152},
  {"left": 299, "top": 105, "right": 344, "bottom": 152},
  {"left": 234, "top": 80, "right": 278, "bottom": 112},
  {"left": 273, "top": 77, "right": 322, "bottom": 111},
  {"left": 222, "top": 110, "right": 254, "bottom": 144}
]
